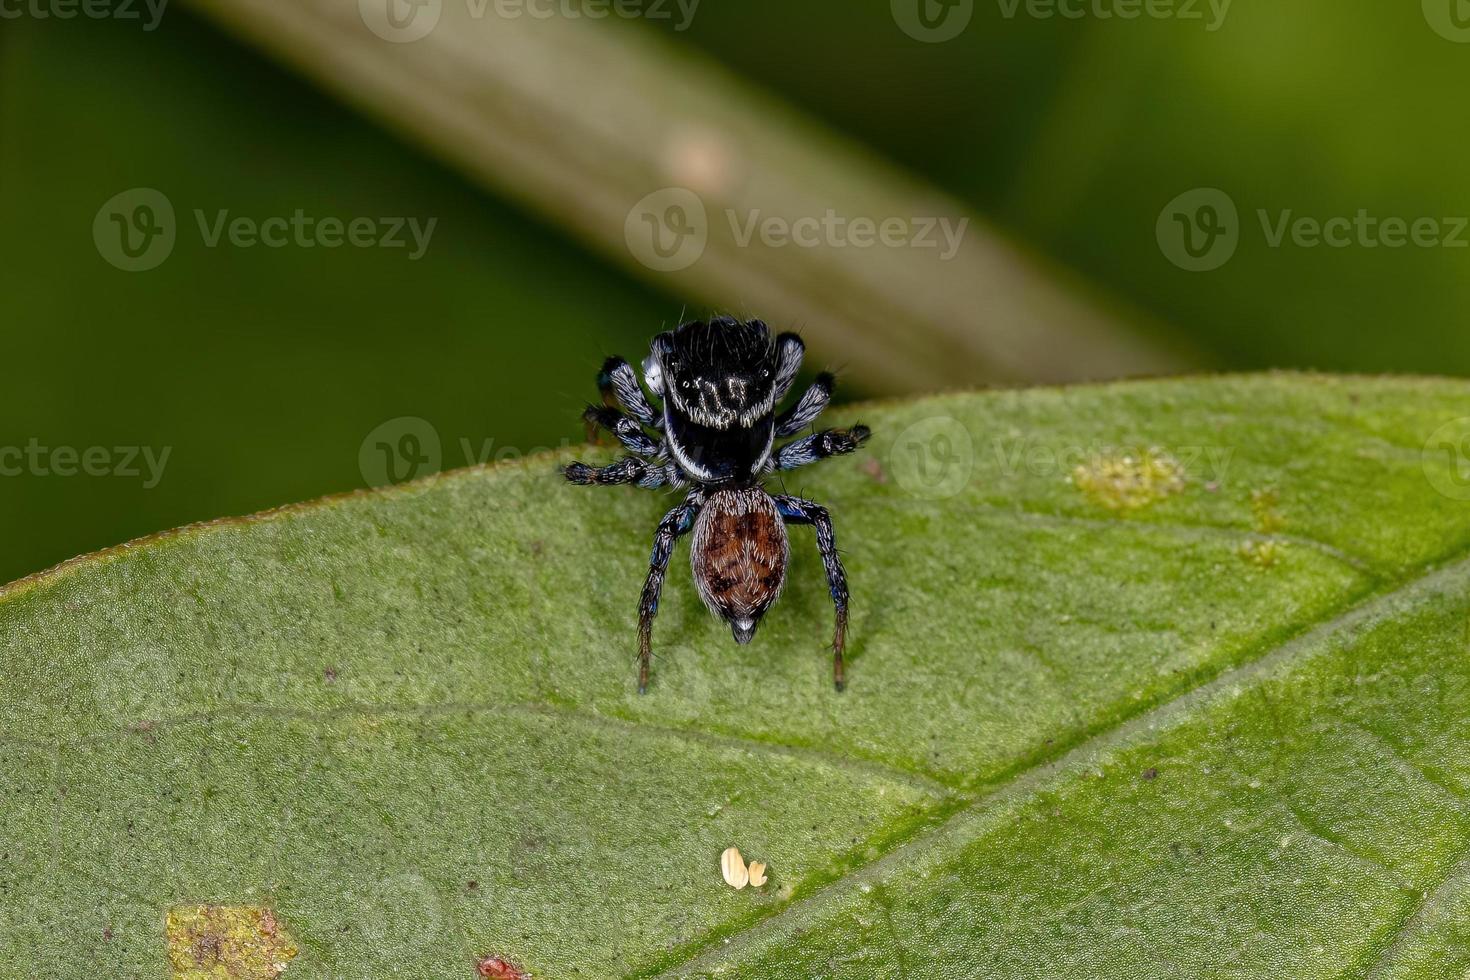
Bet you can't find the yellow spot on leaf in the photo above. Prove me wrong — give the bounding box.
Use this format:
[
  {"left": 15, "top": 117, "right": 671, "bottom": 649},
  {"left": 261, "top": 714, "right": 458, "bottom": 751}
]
[
  {"left": 1239, "top": 488, "right": 1288, "bottom": 568},
  {"left": 1249, "top": 487, "right": 1287, "bottom": 534},
  {"left": 1071, "top": 449, "right": 1186, "bottom": 511},
  {"left": 166, "top": 905, "right": 298, "bottom": 979},
  {"left": 1239, "top": 537, "right": 1285, "bottom": 568}
]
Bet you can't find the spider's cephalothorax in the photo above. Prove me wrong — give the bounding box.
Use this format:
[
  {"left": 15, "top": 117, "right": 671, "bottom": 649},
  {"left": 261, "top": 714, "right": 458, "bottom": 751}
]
[{"left": 564, "top": 316, "right": 870, "bottom": 693}]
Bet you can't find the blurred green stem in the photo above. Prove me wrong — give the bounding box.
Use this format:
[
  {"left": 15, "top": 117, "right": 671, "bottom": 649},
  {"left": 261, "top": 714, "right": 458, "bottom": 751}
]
[{"left": 183, "top": 0, "right": 1192, "bottom": 389}]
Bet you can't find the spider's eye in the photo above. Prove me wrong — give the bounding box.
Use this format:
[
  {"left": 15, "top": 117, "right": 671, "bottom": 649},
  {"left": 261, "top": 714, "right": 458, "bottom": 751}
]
[{"left": 760, "top": 369, "right": 770, "bottom": 378}]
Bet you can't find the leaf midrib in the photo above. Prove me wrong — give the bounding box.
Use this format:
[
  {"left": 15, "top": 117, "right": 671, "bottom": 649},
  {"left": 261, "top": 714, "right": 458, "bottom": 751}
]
[{"left": 648, "top": 546, "right": 1470, "bottom": 978}]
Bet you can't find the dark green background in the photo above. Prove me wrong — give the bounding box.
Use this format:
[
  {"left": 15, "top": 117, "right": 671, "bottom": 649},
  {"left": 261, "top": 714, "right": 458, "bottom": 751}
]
[{"left": 2, "top": 0, "right": 1467, "bottom": 583}]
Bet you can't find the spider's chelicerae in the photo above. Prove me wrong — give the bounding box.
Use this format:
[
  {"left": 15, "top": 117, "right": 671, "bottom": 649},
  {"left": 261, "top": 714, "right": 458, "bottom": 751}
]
[{"left": 564, "top": 316, "right": 870, "bottom": 694}]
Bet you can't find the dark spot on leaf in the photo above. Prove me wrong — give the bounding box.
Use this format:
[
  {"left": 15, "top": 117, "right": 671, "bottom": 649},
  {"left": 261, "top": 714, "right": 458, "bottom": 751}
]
[{"left": 1142, "top": 768, "right": 1159, "bottom": 781}]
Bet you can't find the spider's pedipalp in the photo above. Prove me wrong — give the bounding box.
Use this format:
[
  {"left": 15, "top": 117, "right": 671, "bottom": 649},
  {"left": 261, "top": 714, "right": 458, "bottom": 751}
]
[
  {"left": 599, "top": 356, "right": 663, "bottom": 429},
  {"left": 775, "top": 372, "right": 835, "bottom": 437}
]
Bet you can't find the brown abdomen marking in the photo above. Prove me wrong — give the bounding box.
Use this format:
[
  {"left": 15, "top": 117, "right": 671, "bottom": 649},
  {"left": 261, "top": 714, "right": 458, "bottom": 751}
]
[{"left": 690, "top": 488, "right": 789, "bottom": 624}]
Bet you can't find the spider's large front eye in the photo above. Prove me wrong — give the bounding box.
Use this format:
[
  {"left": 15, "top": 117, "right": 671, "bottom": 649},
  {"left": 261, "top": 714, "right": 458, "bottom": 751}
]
[{"left": 642, "top": 354, "right": 664, "bottom": 395}]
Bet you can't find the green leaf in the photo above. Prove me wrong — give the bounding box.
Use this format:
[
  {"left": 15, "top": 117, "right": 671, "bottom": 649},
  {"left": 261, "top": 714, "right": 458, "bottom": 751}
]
[{"left": 4, "top": 374, "right": 1470, "bottom": 978}]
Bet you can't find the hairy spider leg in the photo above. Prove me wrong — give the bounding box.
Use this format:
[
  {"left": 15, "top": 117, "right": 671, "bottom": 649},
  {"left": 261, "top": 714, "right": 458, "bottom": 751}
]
[
  {"left": 775, "top": 494, "right": 850, "bottom": 691},
  {"left": 770, "top": 425, "right": 870, "bottom": 472},
  {"left": 582, "top": 406, "right": 662, "bottom": 458},
  {"left": 772, "top": 332, "right": 806, "bottom": 403},
  {"left": 563, "top": 457, "right": 679, "bottom": 489},
  {"left": 638, "top": 491, "right": 704, "bottom": 693},
  {"left": 775, "top": 372, "right": 836, "bottom": 437}
]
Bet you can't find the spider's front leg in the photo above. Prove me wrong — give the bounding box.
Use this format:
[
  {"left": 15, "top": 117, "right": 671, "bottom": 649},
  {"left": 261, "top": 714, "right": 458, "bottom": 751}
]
[
  {"left": 638, "top": 490, "right": 703, "bottom": 693},
  {"left": 770, "top": 425, "right": 871, "bottom": 472},
  {"left": 774, "top": 494, "right": 851, "bottom": 691}
]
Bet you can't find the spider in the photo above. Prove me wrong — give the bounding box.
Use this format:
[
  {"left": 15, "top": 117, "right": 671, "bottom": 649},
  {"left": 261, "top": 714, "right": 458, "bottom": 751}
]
[{"left": 564, "top": 316, "right": 870, "bottom": 694}]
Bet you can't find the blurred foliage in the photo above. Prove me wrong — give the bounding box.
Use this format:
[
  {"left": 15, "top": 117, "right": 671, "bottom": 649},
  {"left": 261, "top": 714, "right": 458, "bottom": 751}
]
[
  {"left": 654, "top": 1, "right": 1470, "bottom": 371},
  {"left": 2, "top": 1, "right": 1468, "bottom": 582},
  {"left": 0, "top": 13, "right": 677, "bottom": 584}
]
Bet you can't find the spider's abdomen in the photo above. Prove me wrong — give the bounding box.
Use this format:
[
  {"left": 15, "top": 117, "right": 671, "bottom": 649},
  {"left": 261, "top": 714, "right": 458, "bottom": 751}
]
[{"left": 689, "top": 487, "right": 788, "bottom": 644}]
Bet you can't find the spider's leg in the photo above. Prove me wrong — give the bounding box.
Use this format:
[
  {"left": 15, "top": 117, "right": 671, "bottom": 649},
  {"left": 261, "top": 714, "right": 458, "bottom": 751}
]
[
  {"left": 563, "top": 456, "right": 669, "bottom": 489},
  {"left": 599, "top": 356, "right": 663, "bottom": 430},
  {"left": 770, "top": 425, "right": 871, "bottom": 472},
  {"left": 775, "top": 494, "right": 850, "bottom": 691},
  {"left": 774, "top": 372, "right": 835, "bottom": 437},
  {"left": 638, "top": 491, "right": 703, "bottom": 693},
  {"left": 583, "top": 406, "right": 661, "bottom": 457},
  {"left": 772, "top": 332, "right": 805, "bottom": 403}
]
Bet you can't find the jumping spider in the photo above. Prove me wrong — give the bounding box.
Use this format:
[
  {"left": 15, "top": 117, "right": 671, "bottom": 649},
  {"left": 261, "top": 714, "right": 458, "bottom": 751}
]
[{"left": 564, "top": 316, "right": 870, "bottom": 693}]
